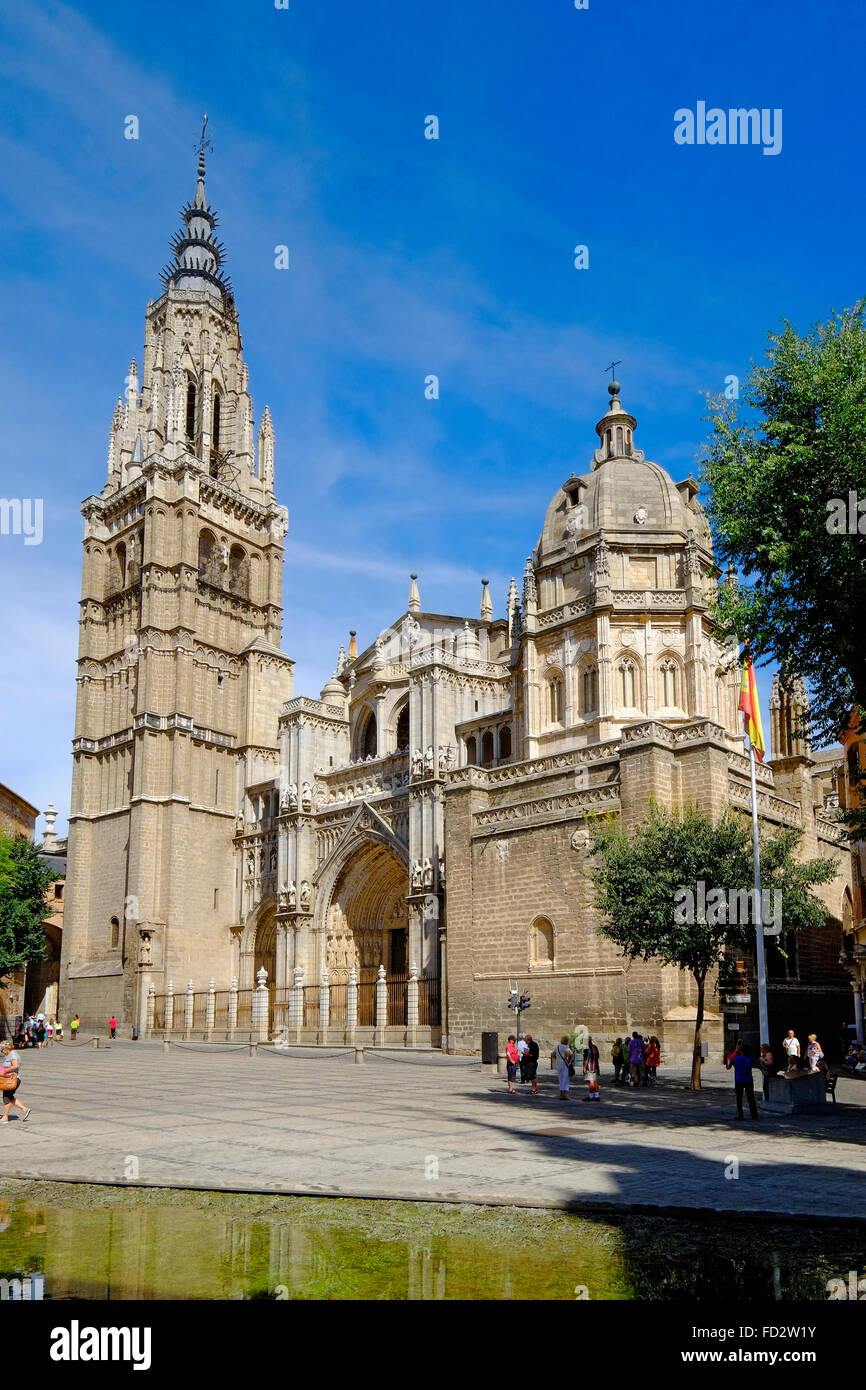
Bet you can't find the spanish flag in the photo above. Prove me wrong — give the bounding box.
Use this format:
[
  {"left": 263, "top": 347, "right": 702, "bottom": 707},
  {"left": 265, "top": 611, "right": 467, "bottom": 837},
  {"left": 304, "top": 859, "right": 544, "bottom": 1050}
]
[{"left": 738, "top": 651, "right": 765, "bottom": 762}]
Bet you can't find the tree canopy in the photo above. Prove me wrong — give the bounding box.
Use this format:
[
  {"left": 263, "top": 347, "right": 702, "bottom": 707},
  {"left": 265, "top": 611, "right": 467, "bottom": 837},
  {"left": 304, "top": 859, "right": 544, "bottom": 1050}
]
[
  {"left": 0, "top": 833, "right": 59, "bottom": 984},
  {"left": 700, "top": 303, "right": 866, "bottom": 770}
]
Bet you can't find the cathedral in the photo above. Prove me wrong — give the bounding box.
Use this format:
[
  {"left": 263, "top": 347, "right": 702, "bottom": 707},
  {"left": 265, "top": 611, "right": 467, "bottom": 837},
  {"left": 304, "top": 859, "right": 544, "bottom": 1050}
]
[{"left": 60, "top": 154, "right": 854, "bottom": 1060}]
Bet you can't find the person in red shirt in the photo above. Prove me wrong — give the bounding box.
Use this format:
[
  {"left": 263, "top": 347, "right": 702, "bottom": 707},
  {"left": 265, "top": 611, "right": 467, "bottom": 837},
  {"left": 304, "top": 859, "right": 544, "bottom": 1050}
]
[
  {"left": 645, "top": 1037, "right": 661, "bottom": 1083},
  {"left": 109, "top": 1015, "right": 117, "bottom": 1039},
  {"left": 505, "top": 1035, "right": 519, "bottom": 1094}
]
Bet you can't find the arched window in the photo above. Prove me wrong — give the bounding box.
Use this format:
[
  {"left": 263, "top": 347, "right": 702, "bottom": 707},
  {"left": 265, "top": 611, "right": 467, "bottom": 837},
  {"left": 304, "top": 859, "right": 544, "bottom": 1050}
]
[
  {"left": 113, "top": 541, "right": 126, "bottom": 590},
  {"left": 619, "top": 659, "right": 636, "bottom": 707},
  {"left": 481, "top": 730, "right": 495, "bottom": 766},
  {"left": 198, "top": 529, "right": 217, "bottom": 584},
  {"left": 213, "top": 390, "right": 222, "bottom": 450},
  {"left": 395, "top": 703, "right": 410, "bottom": 752},
  {"left": 548, "top": 671, "right": 564, "bottom": 724},
  {"left": 530, "top": 916, "right": 555, "bottom": 968},
  {"left": 616, "top": 425, "right": 623, "bottom": 453},
  {"left": 499, "top": 725, "right": 512, "bottom": 761},
  {"left": 229, "top": 545, "right": 249, "bottom": 598},
  {"left": 659, "top": 659, "right": 677, "bottom": 708},
  {"left": 582, "top": 665, "right": 598, "bottom": 715},
  {"left": 185, "top": 379, "right": 197, "bottom": 442},
  {"left": 361, "top": 710, "right": 377, "bottom": 759},
  {"left": 605, "top": 429, "right": 612, "bottom": 458},
  {"left": 465, "top": 736, "right": 477, "bottom": 766},
  {"left": 110, "top": 916, "right": 120, "bottom": 949}
]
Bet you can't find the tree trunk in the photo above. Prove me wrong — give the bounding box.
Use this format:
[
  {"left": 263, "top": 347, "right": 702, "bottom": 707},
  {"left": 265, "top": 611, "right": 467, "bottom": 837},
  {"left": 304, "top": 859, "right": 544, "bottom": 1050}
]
[{"left": 690, "top": 971, "right": 706, "bottom": 1091}]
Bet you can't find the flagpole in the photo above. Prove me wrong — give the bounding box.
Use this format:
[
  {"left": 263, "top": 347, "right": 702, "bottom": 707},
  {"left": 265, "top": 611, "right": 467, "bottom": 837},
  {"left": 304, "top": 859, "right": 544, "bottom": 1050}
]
[{"left": 747, "top": 735, "right": 770, "bottom": 1048}]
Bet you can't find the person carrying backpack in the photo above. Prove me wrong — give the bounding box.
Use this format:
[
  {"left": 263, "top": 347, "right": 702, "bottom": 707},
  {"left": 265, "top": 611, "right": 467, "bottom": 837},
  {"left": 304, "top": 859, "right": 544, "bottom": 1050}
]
[{"left": 583, "top": 1036, "right": 601, "bottom": 1102}]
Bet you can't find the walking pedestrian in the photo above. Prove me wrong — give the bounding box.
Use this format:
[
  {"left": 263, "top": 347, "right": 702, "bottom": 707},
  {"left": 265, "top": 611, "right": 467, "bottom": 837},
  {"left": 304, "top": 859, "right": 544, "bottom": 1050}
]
[
  {"left": 108, "top": 1015, "right": 117, "bottom": 1040},
  {"left": 611, "top": 1037, "right": 625, "bottom": 1084},
  {"left": 0, "top": 1042, "right": 31, "bottom": 1123},
  {"left": 645, "top": 1036, "right": 660, "bottom": 1084},
  {"left": 781, "top": 1029, "right": 801, "bottom": 1074},
  {"left": 54, "top": 1019, "right": 63, "bottom": 1041},
  {"left": 517, "top": 1034, "right": 529, "bottom": 1084},
  {"left": 551, "top": 1036, "right": 573, "bottom": 1100},
  {"left": 807, "top": 1033, "right": 825, "bottom": 1073},
  {"left": 505, "top": 1035, "right": 519, "bottom": 1094},
  {"left": 35, "top": 1019, "right": 46, "bottom": 1049},
  {"left": 70, "top": 1014, "right": 80, "bottom": 1040},
  {"left": 726, "top": 1042, "right": 759, "bottom": 1120},
  {"left": 583, "top": 1035, "right": 601, "bottom": 1101},
  {"left": 626, "top": 1031, "right": 646, "bottom": 1087},
  {"left": 523, "top": 1033, "right": 540, "bottom": 1094}
]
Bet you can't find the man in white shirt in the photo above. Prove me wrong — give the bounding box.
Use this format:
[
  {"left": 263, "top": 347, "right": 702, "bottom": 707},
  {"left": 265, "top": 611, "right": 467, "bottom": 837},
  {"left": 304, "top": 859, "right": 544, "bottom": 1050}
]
[
  {"left": 782, "top": 1030, "right": 801, "bottom": 1073},
  {"left": 516, "top": 1035, "right": 529, "bottom": 1083}
]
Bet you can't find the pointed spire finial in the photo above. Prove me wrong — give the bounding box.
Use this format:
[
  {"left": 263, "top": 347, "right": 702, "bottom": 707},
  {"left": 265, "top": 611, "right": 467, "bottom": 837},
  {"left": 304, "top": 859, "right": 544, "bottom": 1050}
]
[
  {"left": 480, "top": 577, "right": 493, "bottom": 622},
  {"left": 408, "top": 573, "right": 421, "bottom": 614},
  {"left": 348, "top": 630, "right": 358, "bottom": 660}
]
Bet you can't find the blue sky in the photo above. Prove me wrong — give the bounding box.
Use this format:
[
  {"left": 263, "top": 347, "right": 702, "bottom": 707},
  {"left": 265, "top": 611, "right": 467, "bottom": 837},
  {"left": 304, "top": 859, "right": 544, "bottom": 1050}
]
[{"left": 0, "top": 0, "right": 862, "bottom": 835}]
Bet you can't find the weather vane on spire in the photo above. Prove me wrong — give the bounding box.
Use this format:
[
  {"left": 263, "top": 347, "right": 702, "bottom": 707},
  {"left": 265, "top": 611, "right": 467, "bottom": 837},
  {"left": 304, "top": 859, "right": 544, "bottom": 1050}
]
[
  {"left": 196, "top": 113, "right": 212, "bottom": 169},
  {"left": 604, "top": 360, "right": 622, "bottom": 383}
]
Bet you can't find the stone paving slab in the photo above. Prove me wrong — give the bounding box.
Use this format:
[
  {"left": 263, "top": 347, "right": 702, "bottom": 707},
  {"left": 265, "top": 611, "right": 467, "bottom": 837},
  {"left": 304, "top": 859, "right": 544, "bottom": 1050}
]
[{"left": 1, "top": 1040, "right": 864, "bottom": 1217}]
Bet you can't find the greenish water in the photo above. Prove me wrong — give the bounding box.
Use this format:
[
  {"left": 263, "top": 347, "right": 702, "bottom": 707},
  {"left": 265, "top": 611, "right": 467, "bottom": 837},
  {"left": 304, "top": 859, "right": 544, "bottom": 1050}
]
[{"left": 0, "top": 1182, "right": 862, "bottom": 1300}]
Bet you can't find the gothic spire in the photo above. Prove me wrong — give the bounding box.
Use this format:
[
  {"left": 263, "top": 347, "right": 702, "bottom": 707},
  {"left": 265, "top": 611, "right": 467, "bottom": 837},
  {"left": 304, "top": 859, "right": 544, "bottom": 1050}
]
[{"left": 161, "top": 127, "right": 234, "bottom": 305}]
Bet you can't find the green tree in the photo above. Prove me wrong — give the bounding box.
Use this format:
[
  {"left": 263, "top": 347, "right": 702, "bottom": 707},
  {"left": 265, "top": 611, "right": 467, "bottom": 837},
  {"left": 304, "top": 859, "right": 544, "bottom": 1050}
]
[
  {"left": 587, "top": 804, "right": 836, "bottom": 1089},
  {"left": 0, "top": 833, "right": 59, "bottom": 985},
  {"left": 700, "top": 303, "right": 866, "bottom": 810}
]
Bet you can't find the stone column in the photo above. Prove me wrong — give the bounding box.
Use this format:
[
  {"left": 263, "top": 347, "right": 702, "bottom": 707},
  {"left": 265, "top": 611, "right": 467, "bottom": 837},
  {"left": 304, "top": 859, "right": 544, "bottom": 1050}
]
[
  {"left": 205, "top": 978, "right": 216, "bottom": 1039},
  {"left": 227, "top": 975, "right": 238, "bottom": 1038},
  {"left": 439, "top": 925, "right": 448, "bottom": 1052},
  {"left": 165, "top": 980, "right": 174, "bottom": 1035},
  {"left": 289, "top": 964, "right": 304, "bottom": 1042},
  {"left": 374, "top": 964, "right": 388, "bottom": 1047},
  {"left": 346, "top": 966, "right": 358, "bottom": 1044},
  {"left": 318, "top": 967, "right": 330, "bottom": 1045},
  {"left": 184, "top": 980, "right": 194, "bottom": 1039},
  {"left": 145, "top": 982, "right": 156, "bottom": 1037},
  {"left": 407, "top": 961, "right": 419, "bottom": 1048},
  {"left": 854, "top": 979, "right": 864, "bottom": 1042},
  {"left": 274, "top": 922, "right": 288, "bottom": 1031}
]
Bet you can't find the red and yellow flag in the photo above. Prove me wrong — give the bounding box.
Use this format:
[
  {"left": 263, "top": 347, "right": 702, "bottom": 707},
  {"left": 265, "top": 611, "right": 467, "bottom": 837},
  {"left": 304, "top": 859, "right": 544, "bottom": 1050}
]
[{"left": 738, "top": 651, "right": 765, "bottom": 762}]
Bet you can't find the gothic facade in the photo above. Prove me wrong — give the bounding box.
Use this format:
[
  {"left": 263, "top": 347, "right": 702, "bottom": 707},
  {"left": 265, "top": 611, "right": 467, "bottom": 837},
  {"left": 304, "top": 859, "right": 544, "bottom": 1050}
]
[{"left": 60, "top": 157, "right": 855, "bottom": 1059}]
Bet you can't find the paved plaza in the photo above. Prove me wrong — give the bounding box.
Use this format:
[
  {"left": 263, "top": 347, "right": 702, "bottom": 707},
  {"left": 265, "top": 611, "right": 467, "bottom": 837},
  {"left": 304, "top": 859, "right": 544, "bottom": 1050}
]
[{"left": 1, "top": 1040, "right": 864, "bottom": 1217}]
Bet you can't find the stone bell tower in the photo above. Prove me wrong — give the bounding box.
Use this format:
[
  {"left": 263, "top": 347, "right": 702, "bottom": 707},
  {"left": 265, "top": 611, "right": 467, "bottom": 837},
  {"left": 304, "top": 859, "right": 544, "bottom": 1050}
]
[{"left": 61, "top": 148, "right": 294, "bottom": 1030}]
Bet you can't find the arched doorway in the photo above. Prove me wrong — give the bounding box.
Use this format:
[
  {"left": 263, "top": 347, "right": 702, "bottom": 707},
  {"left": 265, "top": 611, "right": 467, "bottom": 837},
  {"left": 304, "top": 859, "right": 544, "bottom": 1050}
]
[{"left": 325, "top": 839, "right": 409, "bottom": 1025}]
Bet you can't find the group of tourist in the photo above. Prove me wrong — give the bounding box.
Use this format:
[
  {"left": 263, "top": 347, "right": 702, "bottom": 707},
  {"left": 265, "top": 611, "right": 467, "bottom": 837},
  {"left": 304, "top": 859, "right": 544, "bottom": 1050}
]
[
  {"left": 842, "top": 1040, "right": 866, "bottom": 1070},
  {"left": 610, "top": 1033, "right": 661, "bottom": 1087},
  {"left": 11, "top": 1014, "right": 61, "bottom": 1048},
  {"left": 504, "top": 1034, "right": 541, "bottom": 1094}
]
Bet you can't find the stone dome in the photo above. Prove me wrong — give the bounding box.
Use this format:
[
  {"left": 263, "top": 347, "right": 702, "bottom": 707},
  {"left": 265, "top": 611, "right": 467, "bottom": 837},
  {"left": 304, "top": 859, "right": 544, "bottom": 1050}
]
[{"left": 535, "top": 388, "right": 713, "bottom": 567}]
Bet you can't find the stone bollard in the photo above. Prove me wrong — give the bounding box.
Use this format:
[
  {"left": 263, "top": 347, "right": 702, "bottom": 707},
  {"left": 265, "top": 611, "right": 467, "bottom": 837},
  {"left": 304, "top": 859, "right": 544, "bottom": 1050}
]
[
  {"left": 407, "top": 961, "right": 419, "bottom": 1049},
  {"left": 374, "top": 963, "right": 388, "bottom": 1047},
  {"left": 146, "top": 982, "right": 156, "bottom": 1038},
  {"left": 163, "top": 1039, "right": 171, "bottom": 1054},
  {"left": 289, "top": 965, "right": 304, "bottom": 1042},
  {"left": 91, "top": 1036, "right": 100, "bottom": 1049},
  {"left": 165, "top": 981, "right": 174, "bottom": 1035},
  {"left": 346, "top": 965, "right": 358, "bottom": 1044},
  {"left": 354, "top": 1046, "right": 365, "bottom": 1065},
  {"left": 318, "top": 968, "right": 330, "bottom": 1044},
  {"left": 184, "top": 980, "right": 194, "bottom": 1039},
  {"left": 205, "top": 978, "right": 216, "bottom": 1039},
  {"left": 227, "top": 975, "right": 238, "bottom": 1039},
  {"left": 249, "top": 1042, "right": 258, "bottom": 1057},
  {"left": 251, "top": 966, "right": 269, "bottom": 1042}
]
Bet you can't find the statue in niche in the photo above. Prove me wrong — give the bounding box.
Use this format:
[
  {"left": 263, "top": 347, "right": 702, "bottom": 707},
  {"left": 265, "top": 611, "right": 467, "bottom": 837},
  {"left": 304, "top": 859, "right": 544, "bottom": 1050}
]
[
  {"left": 299, "top": 880, "right": 311, "bottom": 909},
  {"left": 301, "top": 782, "right": 313, "bottom": 811},
  {"left": 412, "top": 748, "right": 424, "bottom": 779},
  {"left": 411, "top": 860, "right": 424, "bottom": 892},
  {"left": 236, "top": 808, "right": 245, "bottom": 833},
  {"left": 287, "top": 881, "right": 297, "bottom": 908},
  {"left": 269, "top": 847, "right": 277, "bottom": 874},
  {"left": 138, "top": 930, "right": 152, "bottom": 967},
  {"left": 422, "top": 857, "right": 434, "bottom": 889},
  {"left": 278, "top": 883, "right": 289, "bottom": 909},
  {"left": 424, "top": 745, "right": 435, "bottom": 775},
  {"left": 438, "top": 855, "right": 446, "bottom": 887},
  {"left": 285, "top": 783, "right": 298, "bottom": 810}
]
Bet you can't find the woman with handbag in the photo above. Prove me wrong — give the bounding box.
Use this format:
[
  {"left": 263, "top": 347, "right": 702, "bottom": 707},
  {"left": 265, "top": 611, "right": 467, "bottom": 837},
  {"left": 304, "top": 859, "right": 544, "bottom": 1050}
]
[
  {"left": 0, "top": 1041, "right": 30, "bottom": 1122},
  {"left": 551, "top": 1036, "right": 573, "bottom": 1100}
]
